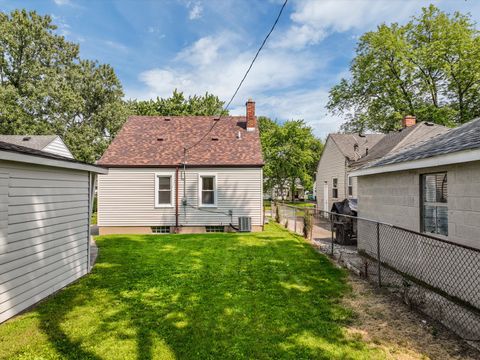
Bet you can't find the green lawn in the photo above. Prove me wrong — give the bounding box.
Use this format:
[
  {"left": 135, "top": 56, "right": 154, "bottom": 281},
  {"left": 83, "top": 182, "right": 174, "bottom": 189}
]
[{"left": 0, "top": 223, "right": 384, "bottom": 359}]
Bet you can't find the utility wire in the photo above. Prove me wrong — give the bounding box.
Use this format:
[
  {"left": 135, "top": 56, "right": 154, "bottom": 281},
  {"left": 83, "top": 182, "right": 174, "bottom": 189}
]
[{"left": 183, "top": 0, "right": 288, "bottom": 152}]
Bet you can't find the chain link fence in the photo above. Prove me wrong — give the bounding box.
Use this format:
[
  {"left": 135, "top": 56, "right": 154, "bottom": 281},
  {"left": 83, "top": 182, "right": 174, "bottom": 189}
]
[{"left": 271, "top": 202, "right": 480, "bottom": 342}]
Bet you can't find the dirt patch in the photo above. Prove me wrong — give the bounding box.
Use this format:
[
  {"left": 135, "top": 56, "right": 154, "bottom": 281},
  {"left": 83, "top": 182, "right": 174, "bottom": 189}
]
[{"left": 343, "top": 275, "right": 479, "bottom": 359}]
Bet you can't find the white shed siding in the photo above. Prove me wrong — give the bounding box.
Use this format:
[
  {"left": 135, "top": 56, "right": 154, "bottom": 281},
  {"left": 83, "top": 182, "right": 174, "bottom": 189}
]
[
  {"left": 0, "top": 160, "right": 89, "bottom": 323},
  {"left": 43, "top": 136, "right": 74, "bottom": 159},
  {"left": 316, "top": 138, "right": 349, "bottom": 211},
  {"left": 98, "top": 167, "right": 263, "bottom": 227}
]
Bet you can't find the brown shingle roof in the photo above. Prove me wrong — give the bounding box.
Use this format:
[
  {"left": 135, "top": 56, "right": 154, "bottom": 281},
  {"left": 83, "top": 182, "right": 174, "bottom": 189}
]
[{"left": 98, "top": 116, "right": 264, "bottom": 167}]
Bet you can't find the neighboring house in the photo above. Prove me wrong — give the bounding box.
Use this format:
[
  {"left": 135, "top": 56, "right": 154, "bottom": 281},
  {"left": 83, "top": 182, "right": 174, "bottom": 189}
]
[
  {"left": 97, "top": 99, "right": 264, "bottom": 234},
  {"left": 315, "top": 133, "right": 384, "bottom": 212},
  {"left": 0, "top": 135, "right": 74, "bottom": 159},
  {"left": 270, "top": 178, "right": 305, "bottom": 201},
  {"left": 0, "top": 141, "right": 106, "bottom": 323},
  {"left": 351, "top": 117, "right": 480, "bottom": 249},
  {"left": 316, "top": 116, "right": 448, "bottom": 212}
]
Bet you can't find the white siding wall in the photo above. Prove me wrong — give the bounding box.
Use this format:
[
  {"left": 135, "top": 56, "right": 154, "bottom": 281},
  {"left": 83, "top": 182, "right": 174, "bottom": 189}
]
[
  {"left": 43, "top": 137, "right": 74, "bottom": 159},
  {"left": 0, "top": 160, "right": 89, "bottom": 323},
  {"left": 357, "top": 161, "right": 480, "bottom": 249},
  {"left": 315, "top": 138, "right": 349, "bottom": 211},
  {"left": 98, "top": 167, "right": 263, "bottom": 227}
]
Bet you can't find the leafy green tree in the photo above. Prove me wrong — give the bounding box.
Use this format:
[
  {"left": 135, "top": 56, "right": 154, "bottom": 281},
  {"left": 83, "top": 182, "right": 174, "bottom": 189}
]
[
  {"left": 0, "top": 9, "right": 127, "bottom": 162},
  {"left": 127, "top": 90, "right": 228, "bottom": 116},
  {"left": 328, "top": 5, "right": 480, "bottom": 132},
  {"left": 259, "top": 117, "right": 323, "bottom": 201}
]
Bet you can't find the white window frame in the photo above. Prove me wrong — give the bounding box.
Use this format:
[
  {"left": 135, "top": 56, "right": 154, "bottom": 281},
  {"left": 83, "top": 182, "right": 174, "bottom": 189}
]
[
  {"left": 154, "top": 172, "right": 174, "bottom": 208},
  {"left": 198, "top": 173, "right": 217, "bottom": 207},
  {"left": 332, "top": 177, "right": 338, "bottom": 199},
  {"left": 348, "top": 176, "right": 353, "bottom": 197}
]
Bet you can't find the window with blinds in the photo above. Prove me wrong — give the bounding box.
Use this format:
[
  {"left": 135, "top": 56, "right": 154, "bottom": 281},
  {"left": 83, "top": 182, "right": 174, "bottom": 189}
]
[{"left": 421, "top": 173, "right": 448, "bottom": 236}]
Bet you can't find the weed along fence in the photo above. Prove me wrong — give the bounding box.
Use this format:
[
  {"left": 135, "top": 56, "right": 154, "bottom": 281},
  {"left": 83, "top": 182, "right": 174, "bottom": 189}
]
[{"left": 272, "top": 202, "right": 480, "bottom": 343}]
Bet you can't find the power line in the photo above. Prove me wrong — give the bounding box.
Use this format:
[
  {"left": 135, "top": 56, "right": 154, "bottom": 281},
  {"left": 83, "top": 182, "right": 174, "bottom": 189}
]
[{"left": 183, "top": 0, "right": 288, "bottom": 152}]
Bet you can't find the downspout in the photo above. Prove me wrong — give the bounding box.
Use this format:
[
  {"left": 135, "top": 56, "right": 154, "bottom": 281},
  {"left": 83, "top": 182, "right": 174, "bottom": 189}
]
[{"left": 175, "top": 165, "right": 179, "bottom": 230}]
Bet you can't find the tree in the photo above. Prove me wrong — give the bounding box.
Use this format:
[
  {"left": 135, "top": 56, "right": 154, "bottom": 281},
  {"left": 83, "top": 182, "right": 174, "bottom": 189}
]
[
  {"left": 0, "top": 10, "right": 127, "bottom": 162},
  {"left": 127, "top": 90, "right": 228, "bottom": 116},
  {"left": 259, "top": 116, "right": 323, "bottom": 201},
  {"left": 327, "top": 5, "right": 480, "bottom": 132}
]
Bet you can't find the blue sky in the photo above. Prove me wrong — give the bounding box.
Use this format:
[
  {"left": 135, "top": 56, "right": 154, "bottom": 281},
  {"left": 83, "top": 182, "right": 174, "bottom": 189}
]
[{"left": 2, "top": 0, "right": 480, "bottom": 138}]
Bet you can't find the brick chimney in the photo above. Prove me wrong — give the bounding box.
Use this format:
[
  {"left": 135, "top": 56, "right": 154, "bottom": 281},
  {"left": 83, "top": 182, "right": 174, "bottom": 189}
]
[
  {"left": 246, "top": 99, "right": 256, "bottom": 131},
  {"left": 402, "top": 115, "right": 416, "bottom": 128}
]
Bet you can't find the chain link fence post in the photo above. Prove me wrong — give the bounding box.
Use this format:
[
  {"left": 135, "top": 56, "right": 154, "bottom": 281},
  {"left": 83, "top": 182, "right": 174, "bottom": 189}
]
[{"left": 376, "top": 222, "right": 381, "bottom": 287}]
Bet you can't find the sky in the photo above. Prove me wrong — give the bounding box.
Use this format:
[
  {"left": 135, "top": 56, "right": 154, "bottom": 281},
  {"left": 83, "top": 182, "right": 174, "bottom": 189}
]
[{"left": 2, "top": 0, "right": 480, "bottom": 138}]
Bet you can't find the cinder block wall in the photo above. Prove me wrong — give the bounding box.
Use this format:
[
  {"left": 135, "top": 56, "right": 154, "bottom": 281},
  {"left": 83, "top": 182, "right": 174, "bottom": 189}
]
[{"left": 357, "top": 161, "right": 480, "bottom": 250}]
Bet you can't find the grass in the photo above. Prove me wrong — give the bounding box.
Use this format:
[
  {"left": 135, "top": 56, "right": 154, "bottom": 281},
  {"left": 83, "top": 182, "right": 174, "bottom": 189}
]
[{"left": 0, "top": 223, "right": 385, "bottom": 360}]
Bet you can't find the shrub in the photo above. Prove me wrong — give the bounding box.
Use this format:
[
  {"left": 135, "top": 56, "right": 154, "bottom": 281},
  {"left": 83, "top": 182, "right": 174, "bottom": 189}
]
[{"left": 303, "top": 212, "right": 312, "bottom": 238}]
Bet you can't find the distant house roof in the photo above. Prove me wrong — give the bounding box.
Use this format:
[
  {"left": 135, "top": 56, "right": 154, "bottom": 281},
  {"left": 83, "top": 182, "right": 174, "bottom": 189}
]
[
  {"left": 98, "top": 116, "right": 264, "bottom": 167},
  {"left": 329, "top": 133, "right": 384, "bottom": 162},
  {"left": 0, "top": 135, "right": 57, "bottom": 150},
  {"left": 0, "top": 141, "right": 106, "bottom": 174},
  {"left": 0, "top": 135, "right": 73, "bottom": 159},
  {"left": 354, "top": 122, "right": 449, "bottom": 167},
  {"left": 351, "top": 118, "right": 480, "bottom": 176}
]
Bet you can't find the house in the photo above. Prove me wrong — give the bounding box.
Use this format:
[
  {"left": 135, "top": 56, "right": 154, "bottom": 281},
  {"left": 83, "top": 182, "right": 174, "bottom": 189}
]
[
  {"left": 96, "top": 99, "right": 264, "bottom": 234},
  {"left": 316, "top": 116, "right": 447, "bottom": 212},
  {"left": 0, "top": 140, "right": 106, "bottom": 323},
  {"left": 315, "top": 132, "right": 384, "bottom": 212},
  {"left": 269, "top": 178, "right": 305, "bottom": 201},
  {"left": 351, "top": 117, "right": 480, "bottom": 249},
  {"left": 0, "top": 135, "right": 74, "bottom": 159}
]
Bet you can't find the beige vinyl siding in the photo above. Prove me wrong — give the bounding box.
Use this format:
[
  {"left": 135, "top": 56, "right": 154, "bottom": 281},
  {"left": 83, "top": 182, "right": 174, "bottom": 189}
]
[
  {"left": 316, "top": 137, "right": 349, "bottom": 211},
  {"left": 98, "top": 167, "right": 263, "bottom": 227},
  {"left": 42, "top": 136, "right": 74, "bottom": 159},
  {"left": 0, "top": 160, "right": 89, "bottom": 323}
]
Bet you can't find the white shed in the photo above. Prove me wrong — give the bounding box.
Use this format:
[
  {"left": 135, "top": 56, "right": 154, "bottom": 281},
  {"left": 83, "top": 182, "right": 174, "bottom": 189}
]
[{"left": 0, "top": 140, "right": 106, "bottom": 323}]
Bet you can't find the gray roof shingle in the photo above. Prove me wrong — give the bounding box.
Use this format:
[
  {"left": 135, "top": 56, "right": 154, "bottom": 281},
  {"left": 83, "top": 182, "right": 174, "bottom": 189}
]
[
  {"left": 367, "top": 118, "right": 480, "bottom": 168},
  {"left": 330, "top": 133, "right": 384, "bottom": 161},
  {"left": 355, "top": 122, "right": 449, "bottom": 167},
  {"left": 0, "top": 135, "right": 57, "bottom": 151}
]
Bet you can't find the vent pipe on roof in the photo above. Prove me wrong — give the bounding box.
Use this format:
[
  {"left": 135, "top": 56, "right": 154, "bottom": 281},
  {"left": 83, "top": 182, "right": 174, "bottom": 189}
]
[{"left": 237, "top": 131, "right": 242, "bottom": 140}]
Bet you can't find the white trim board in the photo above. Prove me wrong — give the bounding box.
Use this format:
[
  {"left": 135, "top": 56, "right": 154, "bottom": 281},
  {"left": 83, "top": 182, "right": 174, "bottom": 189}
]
[
  {"left": 0, "top": 150, "right": 107, "bottom": 174},
  {"left": 350, "top": 148, "right": 480, "bottom": 177}
]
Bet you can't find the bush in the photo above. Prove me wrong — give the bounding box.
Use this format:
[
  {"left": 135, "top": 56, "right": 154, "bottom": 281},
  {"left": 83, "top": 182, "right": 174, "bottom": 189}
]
[{"left": 303, "top": 212, "right": 312, "bottom": 238}]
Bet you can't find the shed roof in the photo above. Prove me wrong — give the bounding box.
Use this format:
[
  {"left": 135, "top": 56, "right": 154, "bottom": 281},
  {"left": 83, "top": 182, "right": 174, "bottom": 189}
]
[
  {"left": 0, "top": 140, "right": 106, "bottom": 174},
  {"left": 98, "top": 116, "right": 264, "bottom": 167},
  {"left": 0, "top": 135, "right": 58, "bottom": 150}
]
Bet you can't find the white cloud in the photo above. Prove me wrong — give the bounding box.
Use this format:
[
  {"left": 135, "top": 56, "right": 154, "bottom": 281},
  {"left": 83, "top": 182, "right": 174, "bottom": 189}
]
[
  {"left": 105, "top": 40, "right": 129, "bottom": 52},
  {"left": 272, "top": 0, "right": 421, "bottom": 49},
  {"left": 132, "top": 36, "right": 320, "bottom": 102},
  {"left": 188, "top": 1, "right": 203, "bottom": 20},
  {"left": 53, "top": 0, "right": 72, "bottom": 6}
]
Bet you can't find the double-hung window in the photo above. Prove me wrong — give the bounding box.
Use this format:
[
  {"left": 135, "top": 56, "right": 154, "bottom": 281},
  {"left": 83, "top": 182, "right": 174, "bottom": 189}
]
[
  {"left": 348, "top": 176, "right": 353, "bottom": 196},
  {"left": 155, "top": 174, "right": 173, "bottom": 207},
  {"left": 332, "top": 178, "right": 338, "bottom": 199},
  {"left": 200, "top": 175, "right": 216, "bottom": 206},
  {"left": 421, "top": 173, "right": 448, "bottom": 236}
]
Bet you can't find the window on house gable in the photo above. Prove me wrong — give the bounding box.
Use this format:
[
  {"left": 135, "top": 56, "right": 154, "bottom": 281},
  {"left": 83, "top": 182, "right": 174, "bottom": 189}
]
[
  {"left": 332, "top": 178, "right": 338, "bottom": 198},
  {"left": 155, "top": 175, "right": 172, "bottom": 206},
  {"left": 421, "top": 173, "right": 448, "bottom": 236},
  {"left": 201, "top": 175, "right": 216, "bottom": 206}
]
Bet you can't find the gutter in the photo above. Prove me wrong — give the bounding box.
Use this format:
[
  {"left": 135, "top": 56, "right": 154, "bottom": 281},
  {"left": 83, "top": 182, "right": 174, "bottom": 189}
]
[{"left": 350, "top": 148, "right": 480, "bottom": 177}]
